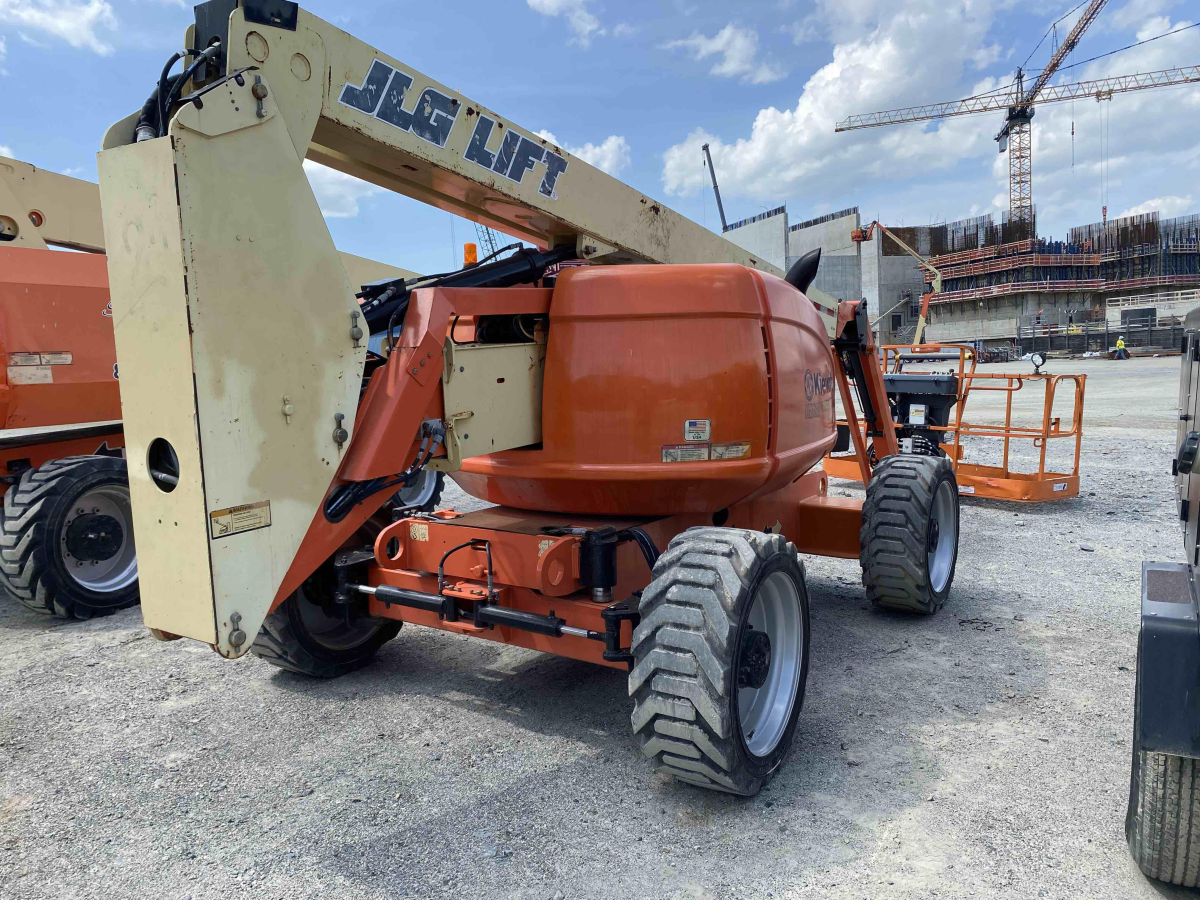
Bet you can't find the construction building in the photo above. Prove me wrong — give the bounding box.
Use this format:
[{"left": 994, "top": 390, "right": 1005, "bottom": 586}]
[{"left": 726, "top": 204, "right": 1200, "bottom": 352}]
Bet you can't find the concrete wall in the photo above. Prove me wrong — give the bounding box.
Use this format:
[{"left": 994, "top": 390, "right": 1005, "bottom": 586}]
[
  {"left": 873, "top": 256, "right": 928, "bottom": 343},
  {"left": 724, "top": 209, "right": 789, "bottom": 270},
  {"left": 925, "top": 291, "right": 1098, "bottom": 343},
  {"left": 788, "top": 209, "right": 860, "bottom": 261},
  {"left": 810, "top": 255, "right": 861, "bottom": 304}
]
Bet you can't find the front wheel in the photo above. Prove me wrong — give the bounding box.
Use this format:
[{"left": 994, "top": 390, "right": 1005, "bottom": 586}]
[
  {"left": 629, "top": 528, "right": 810, "bottom": 796},
  {"left": 860, "top": 454, "right": 959, "bottom": 614}
]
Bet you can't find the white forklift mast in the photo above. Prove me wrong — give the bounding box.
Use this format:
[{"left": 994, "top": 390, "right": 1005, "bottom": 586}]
[{"left": 97, "top": 1, "right": 842, "bottom": 658}]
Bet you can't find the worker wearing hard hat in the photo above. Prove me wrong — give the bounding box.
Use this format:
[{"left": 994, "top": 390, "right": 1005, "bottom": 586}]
[{"left": 1115, "top": 336, "right": 1129, "bottom": 360}]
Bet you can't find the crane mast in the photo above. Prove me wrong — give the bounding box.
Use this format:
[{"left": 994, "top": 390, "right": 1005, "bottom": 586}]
[{"left": 701, "top": 143, "right": 728, "bottom": 233}]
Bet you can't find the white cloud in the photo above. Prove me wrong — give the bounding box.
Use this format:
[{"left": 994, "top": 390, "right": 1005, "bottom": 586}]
[
  {"left": 971, "top": 43, "right": 1002, "bottom": 70},
  {"left": 18, "top": 30, "right": 45, "bottom": 46},
  {"left": 659, "top": 0, "right": 1200, "bottom": 239},
  {"left": 538, "top": 130, "right": 631, "bottom": 175},
  {"left": 1117, "top": 195, "right": 1194, "bottom": 219},
  {"left": 0, "top": 144, "right": 12, "bottom": 157},
  {"left": 784, "top": 16, "right": 821, "bottom": 45},
  {"left": 1109, "top": 0, "right": 1179, "bottom": 32},
  {"left": 612, "top": 22, "right": 639, "bottom": 38},
  {"left": 664, "top": 25, "right": 787, "bottom": 84},
  {"left": 0, "top": 35, "right": 6, "bottom": 75},
  {"left": 303, "top": 160, "right": 379, "bottom": 218},
  {"left": 0, "top": 0, "right": 117, "bottom": 55},
  {"left": 527, "top": 0, "right": 604, "bottom": 46}
]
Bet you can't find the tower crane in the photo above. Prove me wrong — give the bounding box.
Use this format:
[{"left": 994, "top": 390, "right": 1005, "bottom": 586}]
[{"left": 836, "top": 1, "right": 1200, "bottom": 230}]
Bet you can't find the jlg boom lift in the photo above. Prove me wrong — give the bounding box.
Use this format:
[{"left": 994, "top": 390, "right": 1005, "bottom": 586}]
[{"left": 97, "top": 0, "right": 961, "bottom": 795}]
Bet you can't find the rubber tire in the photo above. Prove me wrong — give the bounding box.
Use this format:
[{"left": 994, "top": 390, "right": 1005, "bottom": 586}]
[
  {"left": 860, "top": 454, "right": 959, "bottom": 614},
  {"left": 386, "top": 470, "right": 445, "bottom": 515},
  {"left": 1126, "top": 641, "right": 1200, "bottom": 886},
  {"left": 629, "top": 528, "right": 810, "bottom": 796},
  {"left": 250, "top": 590, "right": 402, "bottom": 678},
  {"left": 0, "top": 456, "right": 139, "bottom": 620}
]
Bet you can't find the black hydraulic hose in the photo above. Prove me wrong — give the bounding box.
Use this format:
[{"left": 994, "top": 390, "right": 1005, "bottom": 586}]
[
  {"left": 619, "top": 527, "right": 660, "bottom": 570},
  {"left": 156, "top": 51, "right": 191, "bottom": 135},
  {"left": 160, "top": 51, "right": 215, "bottom": 137}
]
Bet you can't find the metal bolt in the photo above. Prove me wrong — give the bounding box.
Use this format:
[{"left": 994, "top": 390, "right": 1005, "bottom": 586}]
[
  {"left": 251, "top": 81, "right": 268, "bottom": 100},
  {"left": 419, "top": 359, "right": 426, "bottom": 367},
  {"left": 333, "top": 412, "right": 349, "bottom": 446},
  {"left": 77, "top": 508, "right": 85, "bottom": 515},
  {"left": 412, "top": 368, "right": 418, "bottom": 375},
  {"left": 350, "top": 311, "right": 363, "bottom": 348},
  {"left": 93, "top": 507, "right": 100, "bottom": 513},
  {"left": 77, "top": 561, "right": 84, "bottom": 567},
  {"left": 229, "top": 611, "right": 246, "bottom": 648}
]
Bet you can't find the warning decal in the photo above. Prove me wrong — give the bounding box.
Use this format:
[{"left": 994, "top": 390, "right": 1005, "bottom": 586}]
[
  {"left": 209, "top": 500, "right": 272, "bottom": 539},
  {"left": 40, "top": 351, "right": 73, "bottom": 366},
  {"left": 8, "top": 353, "right": 41, "bottom": 366},
  {"left": 711, "top": 441, "right": 752, "bottom": 460},
  {"left": 7, "top": 365, "right": 53, "bottom": 385},
  {"left": 663, "top": 443, "right": 710, "bottom": 462}
]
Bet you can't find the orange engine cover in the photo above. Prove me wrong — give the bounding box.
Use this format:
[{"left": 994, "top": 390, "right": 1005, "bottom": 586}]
[
  {"left": 453, "top": 264, "right": 837, "bottom": 515},
  {"left": 0, "top": 246, "right": 120, "bottom": 430}
]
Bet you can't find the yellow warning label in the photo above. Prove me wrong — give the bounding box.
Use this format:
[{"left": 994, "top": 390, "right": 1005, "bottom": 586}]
[
  {"left": 409, "top": 522, "right": 430, "bottom": 542},
  {"left": 209, "top": 500, "right": 271, "bottom": 540}
]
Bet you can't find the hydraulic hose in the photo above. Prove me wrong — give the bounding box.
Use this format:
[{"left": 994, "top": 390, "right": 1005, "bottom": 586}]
[{"left": 160, "top": 44, "right": 222, "bottom": 137}]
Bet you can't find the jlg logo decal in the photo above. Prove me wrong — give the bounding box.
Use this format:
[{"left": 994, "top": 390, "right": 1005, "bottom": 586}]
[{"left": 339, "top": 61, "right": 569, "bottom": 199}]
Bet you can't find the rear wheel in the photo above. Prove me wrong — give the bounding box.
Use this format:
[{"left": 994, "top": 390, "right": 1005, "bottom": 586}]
[
  {"left": 0, "top": 456, "right": 138, "bottom": 619},
  {"left": 630, "top": 528, "right": 810, "bottom": 796},
  {"left": 860, "top": 454, "right": 959, "bottom": 614},
  {"left": 250, "top": 521, "right": 401, "bottom": 678},
  {"left": 1127, "top": 641, "right": 1200, "bottom": 885}
]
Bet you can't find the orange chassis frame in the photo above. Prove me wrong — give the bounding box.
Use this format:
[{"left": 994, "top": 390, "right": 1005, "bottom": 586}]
[
  {"left": 824, "top": 343, "right": 1086, "bottom": 502},
  {"left": 273, "top": 292, "right": 893, "bottom": 670}
]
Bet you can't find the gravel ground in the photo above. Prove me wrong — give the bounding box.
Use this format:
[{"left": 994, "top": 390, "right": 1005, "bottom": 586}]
[{"left": 0, "top": 355, "right": 1190, "bottom": 900}]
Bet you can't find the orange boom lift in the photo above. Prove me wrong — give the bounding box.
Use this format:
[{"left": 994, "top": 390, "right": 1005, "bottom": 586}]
[{"left": 98, "top": 1, "right": 963, "bottom": 795}]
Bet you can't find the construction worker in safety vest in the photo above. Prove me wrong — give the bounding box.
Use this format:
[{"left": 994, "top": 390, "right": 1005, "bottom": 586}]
[{"left": 1115, "top": 336, "right": 1130, "bottom": 360}]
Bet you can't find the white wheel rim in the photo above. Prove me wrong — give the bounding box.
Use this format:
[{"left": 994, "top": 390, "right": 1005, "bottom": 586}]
[
  {"left": 60, "top": 484, "right": 138, "bottom": 592},
  {"left": 928, "top": 480, "right": 957, "bottom": 594},
  {"left": 737, "top": 570, "right": 804, "bottom": 758},
  {"left": 395, "top": 470, "right": 438, "bottom": 509}
]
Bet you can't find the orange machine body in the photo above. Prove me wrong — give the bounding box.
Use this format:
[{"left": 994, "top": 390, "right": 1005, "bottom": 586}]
[
  {"left": 0, "top": 246, "right": 124, "bottom": 485},
  {"left": 454, "top": 264, "right": 838, "bottom": 514}
]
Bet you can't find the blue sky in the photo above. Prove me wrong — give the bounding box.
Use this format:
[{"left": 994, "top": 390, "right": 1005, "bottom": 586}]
[{"left": 1, "top": 0, "right": 1197, "bottom": 273}]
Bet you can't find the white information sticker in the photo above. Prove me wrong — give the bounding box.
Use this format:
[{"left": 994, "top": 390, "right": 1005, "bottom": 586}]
[
  {"left": 40, "top": 351, "right": 73, "bottom": 365},
  {"left": 7, "top": 365, "right": 53, "bottom": 385},
  {"left": 209, "top": 500, "right": 271, "bottom": 539},
  {"left": 711, "top": 441, "right": 752, "bottom": 460},
  {"left": 684, "top": 419, "right": 711, "bottom": 442},
  {"left": 958, "top": 485, "right": 976, "bottom": 494},
  {"left": 910, "top": 404, "right": 927, "bottom": 426},
  {"left": 1053, "top": 482, "right": 1068, "bottom": 492},
  {"left": 8, "top": 352, "right": 40, "bottom": 366},
  {"left": 663, "top": 443, "right": 710, "bottom": 462}
]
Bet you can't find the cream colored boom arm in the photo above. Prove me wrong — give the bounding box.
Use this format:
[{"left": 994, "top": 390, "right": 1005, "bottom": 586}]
[
  {"left": 0, "top": 156, "right": 104, "bottom": 252},
  {"left": 102, "top": 4, "right": 781, "bottom": 277}
]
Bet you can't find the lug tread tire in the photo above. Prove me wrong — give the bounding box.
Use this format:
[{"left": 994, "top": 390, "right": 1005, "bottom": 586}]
[
  {"left": 630, "top": 527, "right": 809, "bottom": 796},
  {"left": 250, "top": 591, "right": 401, "bottom": 679},
  {"left": 0, "top": 456, "right": 138, "bottom": 620},
  {"left": 859, "top": 454, "right": 958, "bottom": 614}
]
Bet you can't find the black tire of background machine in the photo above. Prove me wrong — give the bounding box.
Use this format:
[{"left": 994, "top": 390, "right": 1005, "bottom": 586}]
[
  {"left": 860, "top": 453, "right": 959, "bottom": 614},
  {"left": 630, "top": 527, "right": 810, "bottom": 796},
  {"left": 1126, "top": 640, "right": 1200, "bottom": 887},
  {"left": 251, "top": 518, "right": 401, "bottom": 678},
  {"left": 0, "top": 456, "right": 139, "bottom": 619}
]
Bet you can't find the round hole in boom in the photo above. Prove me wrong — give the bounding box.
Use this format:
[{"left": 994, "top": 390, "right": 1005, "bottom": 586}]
[{"left": 147, "top": 438, "right": 180, "bottom": 494}]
